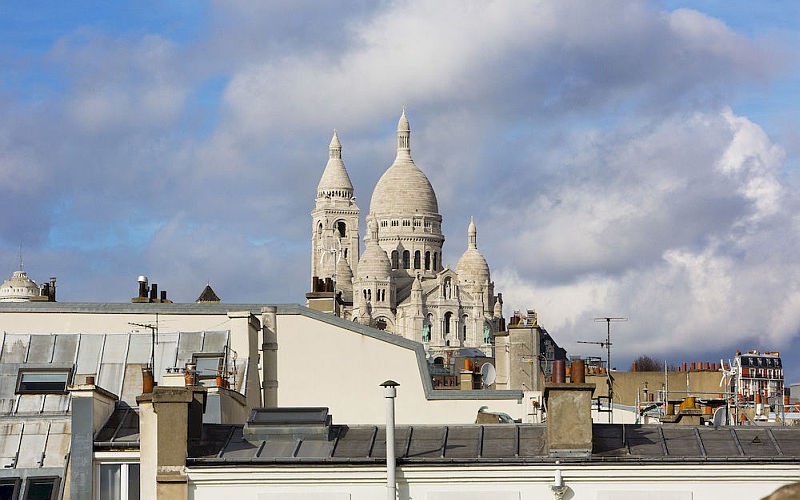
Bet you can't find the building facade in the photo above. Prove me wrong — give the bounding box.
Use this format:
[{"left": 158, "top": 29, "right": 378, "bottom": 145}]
[{"left": 310, "top": 112, "right": 504, "bottom": 358}]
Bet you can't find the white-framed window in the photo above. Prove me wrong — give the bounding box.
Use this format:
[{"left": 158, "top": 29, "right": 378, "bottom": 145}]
[{"left": 95, "top": 462, "right": 139, "bottom": 500}]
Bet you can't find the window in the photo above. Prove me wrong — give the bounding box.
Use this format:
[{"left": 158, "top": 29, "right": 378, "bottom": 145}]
[
  {"left": 402, "top": 251, "right": 410, "bottom": 269},
  {"left": 413, "top": 219, "right": 421, "bottom": 227},
  {"left": 444, "top": 312, "right": 453, "bottom": 336},
  {"left": 391, "top": 251, "right": 399, "bottom": 270},
  {"left": 336, "top": 221, "right": 346, "bottom": 238},
  {"left": 23, "top": 477, "right": 59, "bottom": 500},
  {"left": 16, "top": 370, "right": 70, "bottom": 394},
  {"left": 462, "top": 315, "right": 469, "bottom": 342},
  {"left": 414, "top": 251, "right": 421, "bottom": 269},
  {"left": 391, "top": 220, "right": 399, "bottom": 227},
  {"left": 402, "top": 219, "right": 410, "bottom": 227},
  {"left": 97, "top": 464, "right": 139, "bottom": 500},
  {"left": 433, "top": 253, "right": 438, "bottom": 271},
  {"left": 0, "top": 479, "right": 19, "bottom": 500},
  {"left": 192, "top": 354, "right": 223, "bottom": 381},
  {"left": 425, "top": 251, "right": 430, "bottom": 270},
  {"left": 381, "top": 220, "right": 388, "bottom": 227}
]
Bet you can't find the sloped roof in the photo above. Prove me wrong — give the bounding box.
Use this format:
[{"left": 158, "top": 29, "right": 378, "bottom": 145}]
[
  {"left": 186, "top": 423, "right": 800, "bottom": 465},
  {"left": 196, "top": 284, "right": 221, "bottom": 303}
]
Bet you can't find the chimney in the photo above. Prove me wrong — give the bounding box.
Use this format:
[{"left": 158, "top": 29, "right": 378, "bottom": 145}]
[
  {"left": 150, "top": 283, "right": 158, "bottom": 301},
  {"left": 49, "top": 276, "right": 57, "bottom": 301},
  {"left": 137, "top": 385, "right": 207, "bottom": 499},
  {"left": 69, "top": 378, "right": 119, "bottom": 500},
  {"left": 544, "top": 382, "right": 595, "bottom": 457}
]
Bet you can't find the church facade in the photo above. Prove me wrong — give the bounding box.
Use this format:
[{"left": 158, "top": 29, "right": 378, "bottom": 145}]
[{"left": 310, "top": 111, "right": 503, "bottom": 357}]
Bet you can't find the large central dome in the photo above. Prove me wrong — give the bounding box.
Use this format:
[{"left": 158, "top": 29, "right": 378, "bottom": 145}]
[{"left": 369, "top": 111, "right": 439, "bottom": 216}]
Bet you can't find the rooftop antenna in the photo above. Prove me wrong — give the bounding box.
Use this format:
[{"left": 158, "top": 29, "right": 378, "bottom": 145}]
[
  {"left": 129, "top": 314, "right": 159, "bottom": 368},
  {"left": 18, "top": 244, "right": 23, "bottom": 270},
  {"left": 578, "top": 316, "right": 627, "bottom": 423}
]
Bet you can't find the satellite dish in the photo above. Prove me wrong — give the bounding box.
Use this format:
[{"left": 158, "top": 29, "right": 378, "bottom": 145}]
[
  {"left": 712, "top": 406, "right": 726, "bottom": 429},
  {"left": 481, "top": 363, "right": 496, "bottom": 388}
]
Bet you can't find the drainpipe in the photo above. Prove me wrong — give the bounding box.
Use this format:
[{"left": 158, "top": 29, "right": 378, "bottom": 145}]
[{"left": 381, "top": 380, "right": 399, "bottom": 500}]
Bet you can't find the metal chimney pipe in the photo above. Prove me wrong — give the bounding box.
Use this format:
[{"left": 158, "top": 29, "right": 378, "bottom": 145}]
[{"left": 381, "top": 380, "right": 399, "bottom": 500}]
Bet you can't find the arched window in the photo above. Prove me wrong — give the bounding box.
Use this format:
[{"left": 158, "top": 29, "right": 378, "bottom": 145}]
[
  {"left": 343, "top": 248, "right": 348, "bottom": 259},
  {"left": 336, "top": 221, "right": 346, "bottom": 238},
  {"left": 425, "top": 251, "right": 431, "bottom": 270},
  {"left": 444, "top": 311, "right": 452, "bottom": 336},
  {"left": 414, "top": 251, "right": 421, "bottom": 269},
  {"left": 462, "top": 314, "right": 468, "bottom": 342},
  {"left": 403, "top": 250, "right": 410, "bottom": 269},
  {"left": 391, "top": 251, "right": 399, "bottom": 269},
  {"left": 433, "top": 253, "right": 438, "bottom": 271},
  {"left": 317, "top": 222, "right": 323, "bottom": 239}
]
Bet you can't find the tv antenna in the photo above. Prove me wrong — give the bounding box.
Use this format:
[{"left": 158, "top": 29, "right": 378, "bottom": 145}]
[
  {"left": 578, "top": 316, "right": 626, "bottom": 423},
  {"left": 129, "top": 314, "right": 159, "bottom": 368}
]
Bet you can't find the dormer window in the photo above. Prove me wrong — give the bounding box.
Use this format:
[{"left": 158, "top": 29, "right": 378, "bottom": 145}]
[{"left": 16, "top": 369, "right": 70, "bottom": 394}]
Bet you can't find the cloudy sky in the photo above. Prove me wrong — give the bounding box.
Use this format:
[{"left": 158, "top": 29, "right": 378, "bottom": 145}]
[{"left": 2, "top": 1, "right": 800, "bottom": 381}]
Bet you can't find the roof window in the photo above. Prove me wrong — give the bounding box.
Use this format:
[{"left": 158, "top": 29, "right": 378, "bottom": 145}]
[{"left": 16, "top": 370, "right": 70, "bottom": 394}]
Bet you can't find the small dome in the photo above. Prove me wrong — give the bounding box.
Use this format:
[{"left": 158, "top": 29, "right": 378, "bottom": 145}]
[
  {"left": 336, "top": 256, "right": 354, "bottom": 284},
  {"left": 398, "top": 108, "right": 410, "bottom": 131},
  {"left": 0, "top": 270, "right": 40, "bottom": 302},
  {"left": 456, "top": 217, "right": 490, "bottom": 284},
  {"left": 357, "top": 221, "right": 391, "bottom": 280},
  {"left": 317, "top": 129, "right": 354, "bottom": 196}
]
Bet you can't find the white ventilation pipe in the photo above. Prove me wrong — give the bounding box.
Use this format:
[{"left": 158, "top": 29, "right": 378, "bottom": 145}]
[{"left": 381, "top": 380, "right": 399, "bottom": 500}]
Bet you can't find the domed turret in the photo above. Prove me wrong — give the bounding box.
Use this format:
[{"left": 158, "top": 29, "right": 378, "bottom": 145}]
[
  {"left": 456, "top": 217, "right": 490, "bottom": 284},
  {"left": 357, "top": 221, "right": 391, "bottom": 280},
  {"left": 0, "top": 270, "right": 40, "bottom": 302},
  {"left": 317, "top": 129, "right": 354, "bottom": 198},
  {"left": 335, "top": 255, "right": 354, "bottom": 284}
]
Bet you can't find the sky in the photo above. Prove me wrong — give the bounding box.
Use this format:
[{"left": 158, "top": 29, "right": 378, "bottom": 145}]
[{"left": 2, "top": 1, "right": 800, "bottom": 382}]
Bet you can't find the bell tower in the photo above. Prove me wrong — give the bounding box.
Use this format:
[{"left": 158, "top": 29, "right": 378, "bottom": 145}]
[{"left": 310, "top": 130, "right": 360, "bottom": 301}]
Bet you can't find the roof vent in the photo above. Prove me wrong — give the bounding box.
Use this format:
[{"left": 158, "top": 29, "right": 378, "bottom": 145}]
[{"left": 243, "top": 407, "right": 334, "bottom": 443}]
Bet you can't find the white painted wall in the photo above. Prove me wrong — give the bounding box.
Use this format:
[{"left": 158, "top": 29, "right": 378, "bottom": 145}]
[
  {"left": 273, "top": 314, "right": 525, "bottom": 424},
  {"left": 187, "top": 464, "right": 800, "bottom": 500}
]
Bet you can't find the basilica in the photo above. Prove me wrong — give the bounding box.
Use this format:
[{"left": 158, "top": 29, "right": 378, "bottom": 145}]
[{"left": 309, "top": 111, "right": 504, "bottom": 356}]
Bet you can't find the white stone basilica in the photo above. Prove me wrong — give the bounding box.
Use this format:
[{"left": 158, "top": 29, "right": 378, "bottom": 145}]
[{"left": 310, "top": 111, "right": 504, "bottom": 356}]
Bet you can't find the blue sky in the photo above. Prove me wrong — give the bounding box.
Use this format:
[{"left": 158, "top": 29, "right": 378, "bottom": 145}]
[{"left": 1, "top": 1, "right": 799, "bottom": 381}]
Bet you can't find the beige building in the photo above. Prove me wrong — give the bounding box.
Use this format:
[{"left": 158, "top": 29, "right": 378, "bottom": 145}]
[{"left": 310, "top": 112, "right": 504, "bottom": 359}]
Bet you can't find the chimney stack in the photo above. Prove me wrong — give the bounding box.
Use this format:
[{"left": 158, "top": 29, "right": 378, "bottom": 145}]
[{"left": 544, "top": 382, "right": 595, "bottom": 457}]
